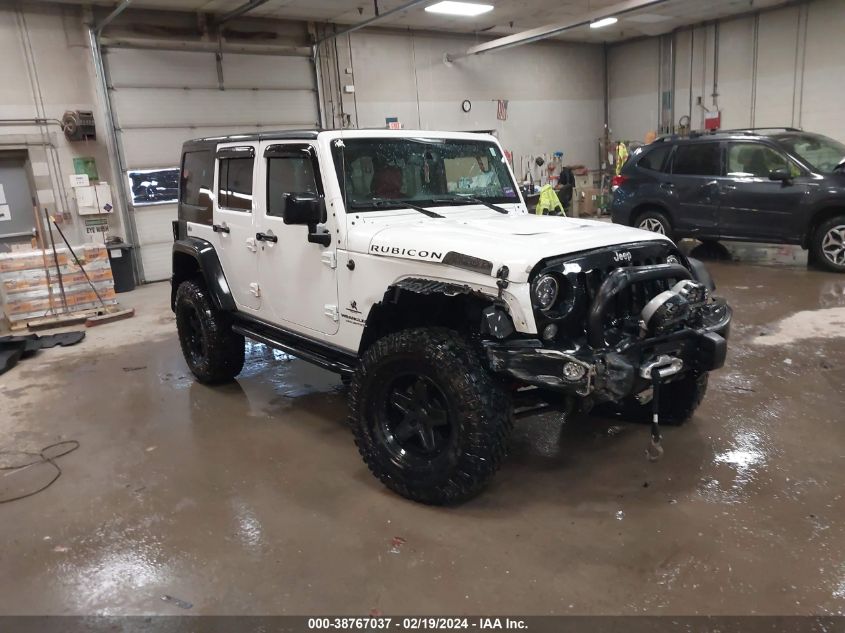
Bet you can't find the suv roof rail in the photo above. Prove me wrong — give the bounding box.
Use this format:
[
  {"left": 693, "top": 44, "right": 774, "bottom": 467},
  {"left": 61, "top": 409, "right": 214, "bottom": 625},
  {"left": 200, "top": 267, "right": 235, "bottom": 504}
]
[
  {"left": 717, "top": 127, "right": 802, "bottom": 134},
  {"left": 652, "top": 126, "right": 803, "bottom": 143}
]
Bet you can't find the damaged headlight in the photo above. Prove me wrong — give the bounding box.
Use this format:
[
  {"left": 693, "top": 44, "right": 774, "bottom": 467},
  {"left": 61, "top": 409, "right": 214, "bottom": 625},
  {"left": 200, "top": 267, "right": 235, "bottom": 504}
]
[{"left": 532, "top": 274, "right": 559, "bottom": 311}]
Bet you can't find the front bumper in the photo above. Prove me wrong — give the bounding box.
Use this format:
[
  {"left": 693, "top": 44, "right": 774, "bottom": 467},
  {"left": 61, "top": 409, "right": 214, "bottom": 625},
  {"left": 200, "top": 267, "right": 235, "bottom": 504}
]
[{"left": 485, "top": 263, "right": 732, "bottom": 401}]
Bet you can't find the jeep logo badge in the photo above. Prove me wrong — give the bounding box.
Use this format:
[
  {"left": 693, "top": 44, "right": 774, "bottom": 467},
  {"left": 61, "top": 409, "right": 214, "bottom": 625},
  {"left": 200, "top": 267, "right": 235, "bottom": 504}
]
[{"left": 613, "top": 251, "right": 633, "bottom": 263}]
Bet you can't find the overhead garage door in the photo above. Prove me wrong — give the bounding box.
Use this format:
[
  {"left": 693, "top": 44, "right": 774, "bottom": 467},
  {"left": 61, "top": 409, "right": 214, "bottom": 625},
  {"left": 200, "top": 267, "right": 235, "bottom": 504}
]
[{"left": 103, "top": 46, "right": 319, "bottom": 282}]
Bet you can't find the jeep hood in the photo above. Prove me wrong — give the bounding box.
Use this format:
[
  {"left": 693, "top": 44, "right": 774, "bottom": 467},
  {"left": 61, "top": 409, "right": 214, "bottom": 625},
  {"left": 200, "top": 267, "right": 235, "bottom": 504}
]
[{"left": 351, "top": 209, "right": 673, "bottom": 284}]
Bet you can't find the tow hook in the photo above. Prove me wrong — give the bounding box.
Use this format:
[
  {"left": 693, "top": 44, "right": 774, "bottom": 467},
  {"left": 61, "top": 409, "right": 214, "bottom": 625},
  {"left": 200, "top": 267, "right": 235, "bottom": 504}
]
[
  {"left": 639, "top": 354, "right": 683, "bottom": 380},
  {"left": 646, "top": 366, "right": 664, "bottom": 462}
]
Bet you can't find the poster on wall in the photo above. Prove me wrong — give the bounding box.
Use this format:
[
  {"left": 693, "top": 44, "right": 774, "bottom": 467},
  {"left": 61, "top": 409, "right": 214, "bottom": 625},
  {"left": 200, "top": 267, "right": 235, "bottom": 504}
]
[
  {"left": 127, "top": 168, "right": 179, "bottom": 206},
  {"left": 73, "top": 157, "right": 99, "bottom": 182}
]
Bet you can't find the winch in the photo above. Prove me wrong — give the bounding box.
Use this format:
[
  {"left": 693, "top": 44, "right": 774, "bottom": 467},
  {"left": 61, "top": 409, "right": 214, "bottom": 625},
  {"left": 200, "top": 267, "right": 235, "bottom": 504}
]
[{"left": 640, "top": 280, "right": 708, "bottom": 337}]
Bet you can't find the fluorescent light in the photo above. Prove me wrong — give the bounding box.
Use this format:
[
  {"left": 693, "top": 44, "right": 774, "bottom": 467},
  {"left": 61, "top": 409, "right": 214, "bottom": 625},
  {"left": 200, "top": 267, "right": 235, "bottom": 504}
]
[
  {"left": 589, "top": 16, "right": 618, "bottom": 29},
  {"left": 425, "top": 1, "right": 494, "bottom": 17}
]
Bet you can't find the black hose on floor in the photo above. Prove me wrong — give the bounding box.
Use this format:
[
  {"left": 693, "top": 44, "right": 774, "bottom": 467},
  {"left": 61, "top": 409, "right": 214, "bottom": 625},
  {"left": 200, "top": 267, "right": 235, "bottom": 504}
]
[{"left": 0, "top": 440, "right": 79, "bottom": 504}]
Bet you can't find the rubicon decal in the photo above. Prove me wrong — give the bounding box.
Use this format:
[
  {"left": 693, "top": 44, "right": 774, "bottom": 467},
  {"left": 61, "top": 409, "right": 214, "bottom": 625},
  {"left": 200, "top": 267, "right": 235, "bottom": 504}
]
[{"left": 370, "top": 244, "right": 444, "bottom": 261}]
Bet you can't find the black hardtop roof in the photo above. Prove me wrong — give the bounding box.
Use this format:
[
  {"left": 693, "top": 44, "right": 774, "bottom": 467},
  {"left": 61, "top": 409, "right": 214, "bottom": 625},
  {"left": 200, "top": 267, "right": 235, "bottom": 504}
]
[{"left": 183, "top": 129, "right": 321, "bottom": 150}]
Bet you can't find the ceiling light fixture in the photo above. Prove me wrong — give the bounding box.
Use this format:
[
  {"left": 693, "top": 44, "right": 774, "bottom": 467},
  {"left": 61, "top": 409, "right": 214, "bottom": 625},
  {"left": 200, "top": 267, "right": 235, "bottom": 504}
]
[
  {"left": 425, "top": 1, "right": 494, "bottom": 17},
  {"left": 589, "top": 16, "right": 618, "bottom": 29}
]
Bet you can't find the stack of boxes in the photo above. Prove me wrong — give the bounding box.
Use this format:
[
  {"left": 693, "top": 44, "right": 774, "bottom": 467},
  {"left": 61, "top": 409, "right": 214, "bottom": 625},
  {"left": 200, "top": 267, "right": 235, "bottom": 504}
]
[{"left": 0, "top": 244, "right": 117, "bottom": 324}]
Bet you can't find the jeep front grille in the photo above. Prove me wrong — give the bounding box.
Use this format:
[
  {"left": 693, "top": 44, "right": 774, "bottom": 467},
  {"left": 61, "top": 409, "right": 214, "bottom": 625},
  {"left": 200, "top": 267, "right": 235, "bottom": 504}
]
[
  {"left": 581, "top": 255, "right": 673, "bottom": 327},
  {"left": 535, "top": 241, "right": 682, "bottom": 340}
]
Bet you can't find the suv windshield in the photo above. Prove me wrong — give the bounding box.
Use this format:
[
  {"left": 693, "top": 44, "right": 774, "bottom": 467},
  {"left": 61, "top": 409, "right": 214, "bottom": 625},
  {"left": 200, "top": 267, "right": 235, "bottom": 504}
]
[
  {"left": 331, "top": 137, "right": 519, "bottom": 211},
  {"left": 773, "top": 133, "right": 845, "bottom": 173}
]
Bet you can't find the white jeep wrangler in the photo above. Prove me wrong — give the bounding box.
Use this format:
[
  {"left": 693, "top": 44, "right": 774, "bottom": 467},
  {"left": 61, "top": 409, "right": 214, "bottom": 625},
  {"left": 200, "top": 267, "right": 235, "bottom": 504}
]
[{"left": 172, "top": 129, "right": 732, "bottom": 504}]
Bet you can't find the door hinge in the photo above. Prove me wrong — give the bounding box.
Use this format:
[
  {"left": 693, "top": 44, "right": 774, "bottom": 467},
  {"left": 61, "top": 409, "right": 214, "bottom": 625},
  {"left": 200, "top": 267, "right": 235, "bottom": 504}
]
[
  {"left": 249, "top": 282, "right": 261, "bottom": 297},
  {"left": 324, "top": 304, "right": 339, "bottom": 321},
  {"left": 321, "top": 251, "right": 337, "bottom": 269}
]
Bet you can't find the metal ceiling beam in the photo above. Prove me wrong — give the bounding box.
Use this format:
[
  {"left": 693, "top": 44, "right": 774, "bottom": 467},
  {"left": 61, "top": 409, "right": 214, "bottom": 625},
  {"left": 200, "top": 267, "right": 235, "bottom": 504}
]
[
  {"left": 95, "top": 0, "right": 132, "bottom": 34},
  {"left": 446, "top": 0, "right": 672, "bottom": 61},
  {"left": 217, "top": 0, "right": 272, "bottom": 24},
  {"left": 315, "top": 0, "right": 430, "bottom": 45}
]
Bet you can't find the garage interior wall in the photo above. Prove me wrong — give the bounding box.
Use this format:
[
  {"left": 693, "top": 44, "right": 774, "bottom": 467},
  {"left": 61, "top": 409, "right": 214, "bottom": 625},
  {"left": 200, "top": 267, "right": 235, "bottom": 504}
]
[
  {"left": 321, "top": 30, "right": 605, "bottom": 173},
  {"left": 607, "top": 0, "right": 845, "bottom": 144},
  {"left": 0, "top": 3, "right": 120, "bottom": 250}
]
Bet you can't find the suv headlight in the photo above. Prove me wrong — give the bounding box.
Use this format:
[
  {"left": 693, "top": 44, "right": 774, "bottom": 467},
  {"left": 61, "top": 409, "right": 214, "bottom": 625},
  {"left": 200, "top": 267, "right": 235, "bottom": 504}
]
[{"left": 532, "top": 274, "right": 559, "bottom": 311}]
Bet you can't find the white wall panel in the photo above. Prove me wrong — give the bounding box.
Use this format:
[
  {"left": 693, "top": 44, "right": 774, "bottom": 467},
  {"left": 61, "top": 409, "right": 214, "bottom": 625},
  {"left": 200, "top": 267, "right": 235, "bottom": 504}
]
[
  {"left": 801, "top": 0, "right": 845, "bottom": 140},
  {"left": 105, "top": 47, "right": 318, "bottom": 281},
  {"left": 753, "top": 6, "right": 801, "bottom": 127},
  {"left": 607, "top": 0, "right": 845, "bottom": 144},
  {"left": 608, "top": 38, "right": 658, "bottom": 142},
  {"left": 349, "top": 31, "right": 605, "bottom": 169},
  {"left": 715, "top": 16, "right": 754, "bottom": 130}
]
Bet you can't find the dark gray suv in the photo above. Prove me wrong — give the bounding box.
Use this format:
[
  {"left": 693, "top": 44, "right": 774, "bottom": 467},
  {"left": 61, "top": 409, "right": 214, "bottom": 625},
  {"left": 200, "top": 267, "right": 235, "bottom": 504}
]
[{"left": 610, "top": 128, "right": 845, "bottom": 272}]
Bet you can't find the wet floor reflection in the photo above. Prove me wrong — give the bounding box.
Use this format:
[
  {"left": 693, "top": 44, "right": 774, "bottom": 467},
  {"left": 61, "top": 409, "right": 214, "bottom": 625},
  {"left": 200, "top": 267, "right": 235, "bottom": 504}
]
[{"left": 683, "top": 239, "right": 809, "bottom": 268}]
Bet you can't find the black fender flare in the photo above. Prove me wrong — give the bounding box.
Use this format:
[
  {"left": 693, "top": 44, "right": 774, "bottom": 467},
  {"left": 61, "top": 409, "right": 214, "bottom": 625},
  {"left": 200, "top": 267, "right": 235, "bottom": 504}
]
[{"left": 171, "top": 237, "right": 236, "bottom": 312}]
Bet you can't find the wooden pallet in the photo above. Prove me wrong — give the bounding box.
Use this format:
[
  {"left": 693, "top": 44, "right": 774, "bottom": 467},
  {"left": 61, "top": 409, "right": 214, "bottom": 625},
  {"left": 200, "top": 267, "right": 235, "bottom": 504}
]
[{"left": 9, "top": 305, "right": 133, "bottom": 331}]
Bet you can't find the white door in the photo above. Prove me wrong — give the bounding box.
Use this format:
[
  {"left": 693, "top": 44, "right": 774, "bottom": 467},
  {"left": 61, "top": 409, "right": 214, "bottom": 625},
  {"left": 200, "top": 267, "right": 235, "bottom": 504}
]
[
  {"left": 213, "top": 143, "right": 260, "bottom": 310},
  {"left": 255, "top": 141, "right": 338, "bottom": 335}
]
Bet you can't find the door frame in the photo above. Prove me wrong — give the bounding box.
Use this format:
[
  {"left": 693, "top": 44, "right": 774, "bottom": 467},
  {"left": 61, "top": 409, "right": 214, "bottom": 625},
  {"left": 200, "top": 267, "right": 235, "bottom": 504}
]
[
  {"left": 254, "top": 138, "right": 339, "bottom": 335},
  {"left": 212, "top": 141, "right": 261, "bottom": 311}
]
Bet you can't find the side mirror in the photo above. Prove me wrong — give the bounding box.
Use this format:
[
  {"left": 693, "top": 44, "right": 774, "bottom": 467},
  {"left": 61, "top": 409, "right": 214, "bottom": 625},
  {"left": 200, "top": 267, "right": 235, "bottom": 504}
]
[
  {"left": 282, "top": 193, "right": 326, "bottom": 226},
  {"left": 768, "top": 168, "right": 791, "bottom": 182},
  {"left": 282, "top": 193, "right": 331, "bottom": 247}
]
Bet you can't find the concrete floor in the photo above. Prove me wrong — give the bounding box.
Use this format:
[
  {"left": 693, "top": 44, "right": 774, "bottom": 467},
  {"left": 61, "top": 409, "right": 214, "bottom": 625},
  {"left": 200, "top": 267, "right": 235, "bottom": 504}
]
[{"left": 2, "top": 243, "right": 845, "bottom": 616}]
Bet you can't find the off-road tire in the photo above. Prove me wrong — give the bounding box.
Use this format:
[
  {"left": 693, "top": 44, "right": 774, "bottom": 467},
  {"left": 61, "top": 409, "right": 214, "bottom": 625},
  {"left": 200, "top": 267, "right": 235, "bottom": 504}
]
[
  {"left": 810, "top": 215, "right": 845, "bottom": 273},
  {"left": 349, "top": 328, "right": 512, "bottom": 505},
  {"left": 175, "top": 279, "right": 244, "bottom": 384},
  {"left": 622, "top": 372, "right": 709, "bottom": 426},
  {"left": 634, "top": 208, "right": 674, "bottom": 241}
]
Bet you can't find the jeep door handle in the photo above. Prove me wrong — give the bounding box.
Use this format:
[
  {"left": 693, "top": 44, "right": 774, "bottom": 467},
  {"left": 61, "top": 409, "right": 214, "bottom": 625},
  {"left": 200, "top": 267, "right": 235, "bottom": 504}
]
[
  {"left": 256, "top": 232, "right": 278, "bottom": 243},
  {"left": 212, "top": 223, "right": 230, "bottom": 234}
]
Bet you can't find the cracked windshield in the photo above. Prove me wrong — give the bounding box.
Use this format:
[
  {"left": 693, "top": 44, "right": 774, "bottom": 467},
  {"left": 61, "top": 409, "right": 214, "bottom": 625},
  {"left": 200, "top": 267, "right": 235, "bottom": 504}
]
[{"left": 332, "top": 137, "right": 518, "bottom": 210}]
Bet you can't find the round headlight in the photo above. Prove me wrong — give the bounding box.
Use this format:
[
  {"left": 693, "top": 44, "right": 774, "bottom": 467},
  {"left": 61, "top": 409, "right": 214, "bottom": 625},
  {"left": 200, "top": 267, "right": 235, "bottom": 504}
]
[
  {"left": 666, "top": 254, "right": 680, "bottom": 265},
  {"left": 533, "top": 274, "right": 559, "bottom": 310}
]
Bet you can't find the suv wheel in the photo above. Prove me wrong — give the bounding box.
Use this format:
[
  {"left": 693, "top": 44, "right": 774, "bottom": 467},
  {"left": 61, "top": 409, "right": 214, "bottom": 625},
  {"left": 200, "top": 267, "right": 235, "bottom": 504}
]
[
  {"left": 175, "top": 280, "right": 245, "bottom": 384},
  {"left": 635, "top": 209, "right": 674, "bottom": 240},
  {"left": 812, "top": 216, "right": 845, "bottom": 273},
  {"left": 349, "top": 328, "right": 512, "bottom": 505}
]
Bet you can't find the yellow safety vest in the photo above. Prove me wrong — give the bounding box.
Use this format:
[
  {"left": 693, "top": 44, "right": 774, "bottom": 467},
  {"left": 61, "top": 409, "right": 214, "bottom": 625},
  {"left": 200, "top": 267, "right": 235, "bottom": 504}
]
[{"left": 535, "top": 185, "right": 565, "bottom": 216}]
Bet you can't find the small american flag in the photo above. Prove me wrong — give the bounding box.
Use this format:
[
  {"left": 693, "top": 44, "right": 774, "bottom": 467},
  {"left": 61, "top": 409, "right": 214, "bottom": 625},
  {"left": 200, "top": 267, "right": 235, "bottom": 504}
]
[{"left": 496, "top": 99, "right": 508, "bottom": 121}]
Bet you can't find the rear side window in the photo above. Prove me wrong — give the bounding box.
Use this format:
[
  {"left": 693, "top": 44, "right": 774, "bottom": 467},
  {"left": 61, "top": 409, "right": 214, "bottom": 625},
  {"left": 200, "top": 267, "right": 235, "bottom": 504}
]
[
  {"left": 180, "top": 150, "right": 213, "bottom": 211},
  {"left": 218, "top": 157, "right": 254, "bottom": 211},
  {"left": 638, "top": 146, "right": 671, "bottom": 172},
  {"left": 672, "top": 143, "right": 721, "bottom": 176}
]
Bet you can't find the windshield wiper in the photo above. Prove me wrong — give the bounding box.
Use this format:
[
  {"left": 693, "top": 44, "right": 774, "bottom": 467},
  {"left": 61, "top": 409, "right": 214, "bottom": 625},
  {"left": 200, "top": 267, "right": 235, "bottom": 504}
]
[
  {"left": 349, "top": 199, "right": 444, "bottom": 218},
  {"left": 432, "top": 195, "right": 509, "bottom": 214}
]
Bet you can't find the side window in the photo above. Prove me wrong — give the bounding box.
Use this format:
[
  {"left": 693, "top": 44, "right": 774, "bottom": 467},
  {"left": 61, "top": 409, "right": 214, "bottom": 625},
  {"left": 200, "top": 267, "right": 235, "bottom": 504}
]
[
  {"left": 218, "top": 157, "right": 254, "bottom": 211},
  {"left": 671, "top": 143, "right": 721, "bottom": 176},
  {"left": 638, "top": 145, "right": 671, "bottom": 172},
  {"left": 727, "top": 143, "right": 798, "bottom": 178},
  {"left": 267, "top": 153, "right": 320, "bottom": 217},
  {"left": 180, "top": 150, "right": 213, "bottom": 211}
]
